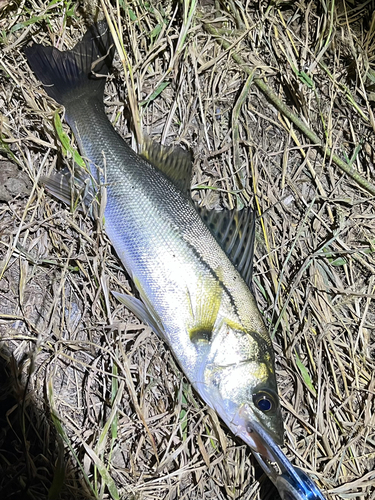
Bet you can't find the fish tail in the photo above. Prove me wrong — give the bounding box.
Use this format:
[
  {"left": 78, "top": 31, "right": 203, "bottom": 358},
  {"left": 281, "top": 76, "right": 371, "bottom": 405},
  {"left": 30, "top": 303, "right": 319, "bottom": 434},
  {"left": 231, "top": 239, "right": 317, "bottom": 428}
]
[{"left": 25, "top": 21, "right": 114, "bottom": 122}]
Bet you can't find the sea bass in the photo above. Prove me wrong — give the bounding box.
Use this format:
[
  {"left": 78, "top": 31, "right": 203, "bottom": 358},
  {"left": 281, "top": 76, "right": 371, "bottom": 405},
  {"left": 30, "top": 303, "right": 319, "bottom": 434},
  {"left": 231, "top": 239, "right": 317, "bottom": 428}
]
[{"left": 25, "top": 21, "right": 283, "bottom": 457}]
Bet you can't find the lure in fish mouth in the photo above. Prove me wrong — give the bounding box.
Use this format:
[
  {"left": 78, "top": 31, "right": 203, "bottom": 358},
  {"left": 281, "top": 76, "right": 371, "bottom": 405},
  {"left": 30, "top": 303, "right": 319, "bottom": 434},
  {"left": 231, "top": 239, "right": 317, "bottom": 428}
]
[{"left": 24, "top": 20, "right": 326, "bottom": 500}]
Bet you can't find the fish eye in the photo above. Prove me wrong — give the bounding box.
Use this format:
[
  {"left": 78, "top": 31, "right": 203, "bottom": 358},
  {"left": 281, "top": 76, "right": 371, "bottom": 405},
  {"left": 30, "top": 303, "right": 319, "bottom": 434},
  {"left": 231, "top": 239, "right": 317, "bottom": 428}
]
[{"left": 253, "top": 391, "right": 276, "bottom": 413}]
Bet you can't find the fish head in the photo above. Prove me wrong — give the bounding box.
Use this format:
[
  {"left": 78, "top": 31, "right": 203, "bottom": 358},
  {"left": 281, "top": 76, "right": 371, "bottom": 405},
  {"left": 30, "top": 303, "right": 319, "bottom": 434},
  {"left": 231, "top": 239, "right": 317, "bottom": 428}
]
[{"left": 197, "top": 323, "right": 284, "bottom": 459}]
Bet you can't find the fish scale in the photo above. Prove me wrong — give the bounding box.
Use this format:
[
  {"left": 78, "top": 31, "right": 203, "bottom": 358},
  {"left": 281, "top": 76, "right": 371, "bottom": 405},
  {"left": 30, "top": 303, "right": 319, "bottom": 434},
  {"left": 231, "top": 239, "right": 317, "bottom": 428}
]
[{"left": 72, "top": 94, "right": 272, "bottom": 359}]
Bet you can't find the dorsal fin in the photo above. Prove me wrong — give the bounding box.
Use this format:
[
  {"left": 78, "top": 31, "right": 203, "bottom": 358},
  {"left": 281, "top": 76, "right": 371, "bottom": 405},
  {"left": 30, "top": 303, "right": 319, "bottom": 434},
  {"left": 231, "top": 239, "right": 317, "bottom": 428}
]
[
  {"left": 139, "top": 137, "right": 193, "bottom": 195},
  {"left": 198, "top": 207, "right": 256, "bottom": 288}
]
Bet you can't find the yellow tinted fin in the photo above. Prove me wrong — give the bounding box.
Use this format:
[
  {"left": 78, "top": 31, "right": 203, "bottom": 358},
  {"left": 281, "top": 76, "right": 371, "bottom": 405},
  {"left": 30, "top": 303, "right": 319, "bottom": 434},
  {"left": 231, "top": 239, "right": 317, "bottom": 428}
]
[
  {"left": 140, "top": 137, "right": 193, "bottom": 195},
  {"left": 188, "top": 276, "right": 223, "bottom": 344},
  {"left": 197, "top": 207, "right": 256, "bottom": 288}
]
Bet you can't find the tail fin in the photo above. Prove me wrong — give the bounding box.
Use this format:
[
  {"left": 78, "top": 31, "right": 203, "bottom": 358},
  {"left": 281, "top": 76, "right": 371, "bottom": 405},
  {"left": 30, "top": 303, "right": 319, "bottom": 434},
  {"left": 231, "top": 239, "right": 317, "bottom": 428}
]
[{"left": 25, "top": 21, "right": 114, "bottom": 115}]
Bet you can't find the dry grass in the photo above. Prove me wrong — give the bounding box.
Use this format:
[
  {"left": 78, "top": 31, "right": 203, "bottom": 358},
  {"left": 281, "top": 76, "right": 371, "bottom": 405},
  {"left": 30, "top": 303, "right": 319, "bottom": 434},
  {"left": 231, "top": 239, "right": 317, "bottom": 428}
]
[{"left": 0, "top": 1, "right": 374, "bottom": 499}]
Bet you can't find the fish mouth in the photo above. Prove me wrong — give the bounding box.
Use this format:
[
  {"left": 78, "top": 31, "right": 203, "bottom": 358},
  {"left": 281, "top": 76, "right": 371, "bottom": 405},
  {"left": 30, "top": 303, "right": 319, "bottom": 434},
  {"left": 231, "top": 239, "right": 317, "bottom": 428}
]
[
  {"left": 231, "top": 404, "right": 283, "bottom": 461},
  {"left": 240, "top": 426, "right": 275, "bottom": 461}
]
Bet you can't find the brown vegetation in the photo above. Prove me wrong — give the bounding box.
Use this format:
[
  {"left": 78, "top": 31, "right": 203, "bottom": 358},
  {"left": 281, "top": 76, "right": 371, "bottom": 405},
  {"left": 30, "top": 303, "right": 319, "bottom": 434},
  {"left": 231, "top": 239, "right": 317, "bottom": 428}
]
[{"left": 0, "top": 1, "right": 374, "bottom": 499}]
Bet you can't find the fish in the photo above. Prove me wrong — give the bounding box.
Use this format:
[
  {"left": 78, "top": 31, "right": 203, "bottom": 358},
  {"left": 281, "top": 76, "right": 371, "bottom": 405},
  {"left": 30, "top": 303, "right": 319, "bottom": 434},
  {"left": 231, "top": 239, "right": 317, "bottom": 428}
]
[{"left": 25, "top": 21, "right": 284, "bottom": 459}]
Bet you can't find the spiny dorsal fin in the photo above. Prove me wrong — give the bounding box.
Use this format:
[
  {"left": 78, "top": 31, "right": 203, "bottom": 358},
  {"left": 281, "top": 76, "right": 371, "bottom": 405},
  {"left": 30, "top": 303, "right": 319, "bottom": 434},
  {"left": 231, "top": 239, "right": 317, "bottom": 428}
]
[
  {"left": 139, "top": 137, "right": 193, "bottom": 195},
  {"left": 198, "top": 207, "right": 256, "bottom": 288}
]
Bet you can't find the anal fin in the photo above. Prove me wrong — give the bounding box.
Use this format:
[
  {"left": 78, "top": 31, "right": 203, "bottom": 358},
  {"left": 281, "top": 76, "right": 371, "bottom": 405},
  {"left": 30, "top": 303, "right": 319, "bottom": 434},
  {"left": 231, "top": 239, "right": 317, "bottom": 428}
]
[{"left": 42, "top": 165, "right": 98, "bottom": 216}]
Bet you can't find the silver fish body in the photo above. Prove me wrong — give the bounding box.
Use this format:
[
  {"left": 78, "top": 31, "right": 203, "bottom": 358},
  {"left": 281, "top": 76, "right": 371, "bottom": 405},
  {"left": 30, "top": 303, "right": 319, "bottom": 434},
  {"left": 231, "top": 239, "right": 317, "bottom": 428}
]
[{"left": 25, "top": 21, "right": 284, "bottom": 455}]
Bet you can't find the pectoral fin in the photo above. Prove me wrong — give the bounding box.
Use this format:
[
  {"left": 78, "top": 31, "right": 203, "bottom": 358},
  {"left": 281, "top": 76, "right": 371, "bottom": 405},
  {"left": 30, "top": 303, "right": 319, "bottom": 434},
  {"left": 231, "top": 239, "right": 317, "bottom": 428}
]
[{"left": 188, "top": 276, "right": 223, "bottom": 344}]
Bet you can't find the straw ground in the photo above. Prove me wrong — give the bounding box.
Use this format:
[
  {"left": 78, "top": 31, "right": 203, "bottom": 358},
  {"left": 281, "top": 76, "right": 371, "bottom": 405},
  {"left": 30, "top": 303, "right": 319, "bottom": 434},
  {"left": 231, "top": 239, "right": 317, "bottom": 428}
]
[{"left": 0, "top": 1, "right": 374, "bottom": 499}]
